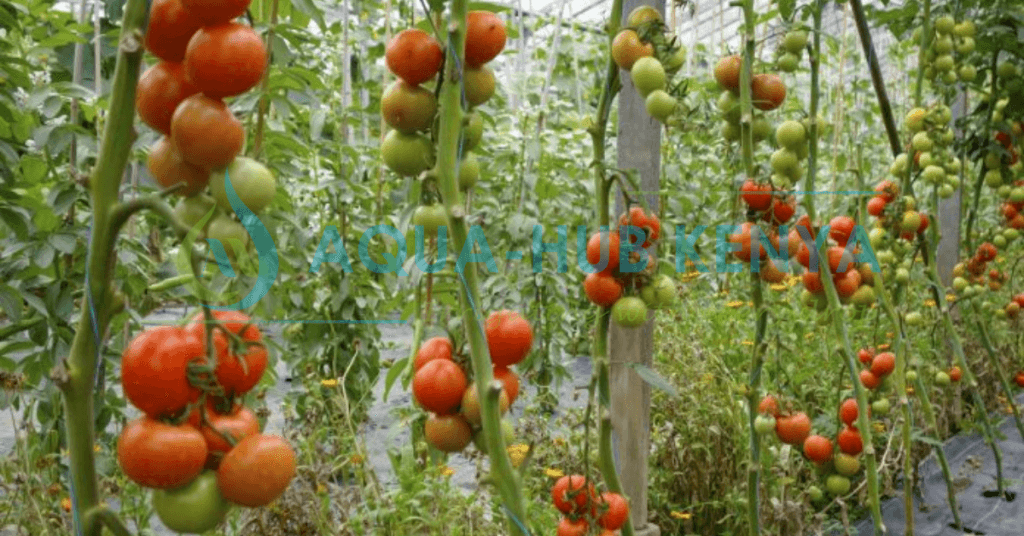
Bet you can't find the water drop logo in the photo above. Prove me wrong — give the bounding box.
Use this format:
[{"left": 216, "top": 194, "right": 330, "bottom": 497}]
[{"left": 174, "top": 169, "right": 279, "bottom": 311}]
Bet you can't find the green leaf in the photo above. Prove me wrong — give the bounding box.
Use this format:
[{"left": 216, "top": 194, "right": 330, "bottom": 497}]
[
  {"left": 628, "top": 363, "right": 679, "bottom": 397},
  {"left": 0, "top": 284, "right": 21, "bottom": 322},
  {"left": 0, "top": 206, "right": 30, "bottom": 238},
  {"left": 50, "top": 81, "right": 95, "bottom": 100},
  {"left": 291, "top": 0, "right": 325, "bottom": 31},
  {"left": 382, "top": 356, "right": 409, "bottom": 401},
  {"left": 778, "top": 0, "right": 795, "bottom": 21},
  {"left": 48, "top": 233, "right": 77, "bottom": 254}
]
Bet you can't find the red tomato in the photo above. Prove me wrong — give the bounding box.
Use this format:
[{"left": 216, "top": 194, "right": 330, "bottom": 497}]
[
  {"left": 584, "top": 272, "right": 624, "bottom": 307},
  {"left": 837, "top": 426, "right": 863, "bottom": 455},
  {"left": 713, "top": 55, "right": 741, "bottom": 91},
  {"left": 180, "top": 0, "right": 251, "bottom": 26},
  {"left": 122, "top": 326, "right": 203, "bottom": 418},
  {"left": 839, "top": 398, "right": 858, "bottom": 426},
  {"left": 597, "top": 492, "right": 629, "bottom": 530},
  {"left": 775, "top": 412, "right": 811, "bottom": 445},
  {"left": 493, "top": 366, "right": 521, "bottom": 405},
  {"left": 136, "top": 62, "right": 199, "bottom": 135},
  {"left": 867, "top": 196, "right": 887, "bottom": 217},
  {"left": 834, "top": 269, "right": 862, "bottom": 298},
  {"left": 874, "top": 180, "right": 899, "bottom": 202},
  {"left": 117, "top": 417, "right": 207, "bottom": 489},
  {"left": 977, "top": 242, "right": 998, "bottom": 262},
  {"left": 145, "top": 0, "right": 203, "bottom": 62},
  {"left": 186, "top": 311, "right": 268, "bottom": 396},
  {"left": 751, "top": 73, "right": 786, "bottom": 111},
  {"left": 557, "top": 518, "right": 590, "bottom": 536},
  {"left": 917, "top": 213, "right": 930, "bottom": 234},
  {"left": 199, "top": 405, "right": 260, "bottom": 467},
  {"left": 730, "top": 222, "right": 769, "bottom": 263},
  {"left": 618, "top": 206, "right": 661, "bottom": 246},
  {"left": 216, "top": 434, "right": 296, "bottom": 507},
  {"left": 424, "top": 413, "right": 473, "bottom": 452},
  {"left": 412, "top": 359, "right": 467, "bottom": 414},
  {"left": 465, "top": 11, "right": 507, "bottom": 67},
  {"left": 802, "top": 271, "right": 823, "bottom": 293},
  {"left": 551, "top": 474, "right": 596, "bottom": 515},
  {"left": 414, "top": 336, "right": 454, "bottom": 371},
  {"left": 184, "top": 22, "right": 267, "bottom": 99},
  {"left": 857, "top": 348, "right": 874, "bottom": 364},
  {"left": 870, "top": 352, "right": 895, "bottom": 377},
  {"left": 948, "top": 366, "right": 962, "bottom": 382},
  {"left": 385, "top": 29, "right": 443, "bottom": 85},
  {"left": 170, "top": 94, "right": 244, "bottom": 170},
  {"left": 740, "top": 179, "right": 773, "bottom": 210},
  {"left": 771, "top": 197, "right": 797, "bottom": 225},
  {"left": 1014, "top": 371, "right": 1024, "bottom": 388},
  {"left": 586, "top": 230, "right": 622, "bottom": 275},
  {"left": 860, "top": 369, "right": 881, "bottom": 390},
  {"left": 758, "top": 394, "right": 781, "bottom": 417},
  {"left": 485, "top": 310, "right": 534, "bottom": 367},
  {"left": 803, "top": 435, "right": 834, "bottom": 463},
  {"left": 828, "top": 216, "right": 856, "bottom": 246},
  {"left": 147, "top": 137, "right": 210, "bottom": 196}
]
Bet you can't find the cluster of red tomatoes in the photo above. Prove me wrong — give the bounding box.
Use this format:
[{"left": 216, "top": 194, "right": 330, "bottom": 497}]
[
  {"left": 951, "top": 242, "right": 999, "bottom": 298},
  {"left": 550, "top": 474, "right": 629, "bottom": 536},
  {"left": 731, "top": 179, "right": 799, "bottom": 285},
  {"left": 855, "top": 348, "right": 895, "bottom": 390},
  {"left": 1003, "top": 294, "right": 1024, "bottom": 320},
  {"left": 714, "top": 54, "right": 787, "bottom": 143},
  {"left": 755, "top": 394, "right": 867, "bottom": 498},
  {"left": 583, "top": 207, "right": 675, "bottom": 328},
  {"left": 866, "top": 180, "right": 930, "bottom": 240},
  {"left": 117, "top": 311, "right": 295, "bottom": 533},
  {"left": 138, "top": 0, "right": 275, "bottom": 252},
  {"left": 411, "top": 310, "right": 530, "bottom": 453},
  {"left": 610, "top": 6, "right": 684, "bottom": 124},
  {"left": 799, "top": 216, "right": 877, "bottom": 308},
  {"left": 381, "top": 11, "right": 505, "bottom": 182}
]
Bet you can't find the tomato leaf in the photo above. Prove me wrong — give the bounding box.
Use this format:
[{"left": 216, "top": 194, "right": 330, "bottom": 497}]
[
  {"left": 628, "top": 363, "right": 678, "bottom": 398},
  {"left": 291, "top": 0, "right": 325, "bottom": 32},
  {"left": 777, "top": 0, "right": 795, "bottom": 21}
]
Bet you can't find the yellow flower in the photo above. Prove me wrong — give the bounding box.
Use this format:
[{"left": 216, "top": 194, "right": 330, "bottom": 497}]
[
  {"left": 508, "top": 451, "right": 526, "bottom": 468},
  {"left": 726, "top": 300, "right": 745, "bottom": 308},
  {"left": 946, "top": 294, "right": 957, "bottom": 302},
  {"left": 885, "top": 332, "right": 894, "bottom": 339},
  {"left": 747, "top": 301, "right": 755, "bottom": 307},
  {"left": 321, "top": 378, "right": 339, "bottom": 387},
  {"left": 544, "top": 468, "right": 565, "bottom": 479},
  {"left": 440, "top": 466, "right": 454, "bottom": 477},
  {"left": 508, "top": 443, "right": 530, "bottom": 455},
  {"left": 924, "top": 299, "right": 936, "bottom": 307},
  {"left": 872, "top": 422, "right": 886, "bottom": 434},
  {"left": 906, "top": 386, "right": 915, "bottom": 395},
  {"left": 93, "top": 444, "right": 101, "bottom": 453},
  {"left": 996, "top": 256, "right": 1006, "bottom": 264},
  {"left": 770, "top": 284, "right": 788, "bottom": 291},
  {"left": 61, "top": 497, "right": 71, "bottom": 512},
  {"left": 670, "top": 511, "right": 693, "bottom": 520},
  {"left": 741, "top": 340, "right": 754, "bottom": 346}
]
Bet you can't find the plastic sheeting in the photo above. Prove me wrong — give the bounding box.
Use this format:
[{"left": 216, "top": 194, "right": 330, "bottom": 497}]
[{"left": 855, "top": 395, "right": 1024, "bottom": 535}]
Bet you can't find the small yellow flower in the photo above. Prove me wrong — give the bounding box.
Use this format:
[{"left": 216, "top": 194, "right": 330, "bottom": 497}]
[
  {"left": 670, "top": 511, "right": 693, "bottom": 520},
  {"left": 321, "top": 378, "right": 339, "bottom": 387},
  {"left": 741, "top": 340, "right": 754, "bottom": 346},
  {"left": 770, "top": 284, "right": 788, "bottom": 291},
  {"left": 906, "top": 386, "right": 915, "bottom": 395},
  {"left": 872, "top": 422, "right": 886, "bottom": 434},
  {"left": 726, "top": 300, "right": 745, "bottom": 308},
  {"left": 946, "top": 294, "right": 957, "bottom": 302},
  {"left": 720, "top": 289, "right": 730, "bottom": 295},
  {"left": 508, "top": 451, "right": 526, "bottom": 468},
  {"left": 440, "top": 466, "right": 455, "bottom": 477},
  {"left": 885, "top": 332, "right": 895, "bottom": 339},
  {"left": 924, "top": 299, "right": 936, "bottom": 308},
  {"left": 996, "top": 256, "right": 1006, "bottom": 264},
  {"left": 94, "top": 444, "right": 101, "bottom": 453},
  {"left": 61, "top": 497, "right": 71, "bottom": 512},
  {"left": 747, "top": 301, "right": 755, "bottom": 307},
  {"left": 544, "top": 468, "right": 565, "bottom": 478}
]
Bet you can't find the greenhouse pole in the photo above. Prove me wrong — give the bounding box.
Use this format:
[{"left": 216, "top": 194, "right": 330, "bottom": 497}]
[
  {"left": 608, "top": 2, "right": 663, "bottom": 535},
  {"left": 936, "top": 91, "right": 967, "bottom": 288}
]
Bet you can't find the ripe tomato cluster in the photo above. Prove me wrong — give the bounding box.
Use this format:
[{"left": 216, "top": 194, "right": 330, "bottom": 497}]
[
  {"left": 755, "top": 394, "right": 868, "bottom": 499},
  {"left": 138, "top": 0, "right": 275, "bottom": 254},
  {"left": 411, "top": 310, "right": 530, "bottom": 453},
  {"left": 1002, "top": 293, "right": 1024, "bottom": 320},
  {"left": 950, "top": 241, "right": 1000, "bottom": 303},
  {"left": 610, "top": 6, "right": 685, "bottom": 124},
  {"left": 381, "top": 12, "right": 505, "bottom": 181},
  {"left": 856, "top": 347, "right": 895, "bottom": 390},
  {"left": 550, "top": 474, "right": 628, "bottom": 536},
  {"left": 915, "top": 15, "right": 977, "bottom": 84},
  {"left": 795, "top": 216, "right": 876, "bottom": 309},
  {"left": 583, "top": 207, "right": 676, "bottom": 328},
  {"left": 865, "top": 180, "right": 931, "bottom": 244},
  {"left": 117, "top": 311, "right": 295, "bottom": 533}
]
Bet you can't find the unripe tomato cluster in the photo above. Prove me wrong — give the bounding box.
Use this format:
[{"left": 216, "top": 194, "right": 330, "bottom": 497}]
[
  {"left": 550, "top": 474, "right": 628, "bottom": 535},
  {"left": 714, "top": 54, "right": 787, "bottom": 143},
  {"left": 117, "top": 311, "right": 296, "bottom": 533},
  {"left": 381, "top": 11, "right": 505, "bottom": 184},
  {"left": 411, "top": 310, "right": 529, "bottom": 453},
  {"left": 610, "top": 6, "right": 685, "bottom": 124},
  {"left": 893, "top": 105, "right": 961, "bottom": 198},
  {"left": 914, "top": 15, "right": 977, "bottom": 84},
  {"left": 775, "top": 27, "right": 808, "bottom": 73},
  {"left": 866, "top": 179, "right": 930, "bottom": 247},
  {"left": 138, "top": 0, "right": 276, "bottom": 255},
  {"left": 583, "top": 207, "right": 676, "bottom": 328}
]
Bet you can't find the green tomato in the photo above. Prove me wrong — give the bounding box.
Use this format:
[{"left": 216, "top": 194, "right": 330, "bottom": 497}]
[
  {"left": 382, "top": 130, "right": 434, "bottom": 177},
  {"left": 994, "top": 235, "right": 1008, "bottom": 249},
  {"left": 472, "top": 419, "right": 515, "bottom": 450},
  {"left": 807, "top": 485, "right": 824, "bottom": 503},
  {"left": 663, "top": 46, "right": 686, "bottom": 73},
  {"left": 754, "top": 414, "right": 776, "bottom": 435},
  {"left": 777, "top": 52, "right": 799, "bottom": 73},
  {"left": 462, "top": 112, "right": 484, "bottom": 152},
  {"left": 934, "top": 15, "right": 955, "bottom": 34},
  {"left": 932, "top": 35, "right": 953, "bottom": 54},
  {"left": 869, "top": 228, "right": 888, "bottom": 249},
  {"left": 934, "top": 55, "right": 955, "bottom": 72},
  {"left": 851, "top": 285, "right": 876, "bottom": 307},
  {"left": 718, "top": 91, "right": 741, "bottom": 123},
  {"left": 952, "top": 276, "right": 969, "bottom": 292},
  {"left": 834, "top": 453, "right": 861, "bottom": 476},
  {"left": 775, "top": 120, "right": 806, "bottom": 150},
  {"left": 645, "top": 90, "right": 677, "bottom": 122},
  {"left": 381, "top": 80, "right": 437, "bottom": 133},
  {"left": 412, "top": 204, "right": 447, "bottom": 235},
  {"left": 783, "top": 30, "right": 809, "bottom": 54},
  {"left": 953, "top": 21, "right": 975, "bottom": 38},
  {"left": 911, "top": 131, "right": 933, "bottom": 152},
  {"left": 173, "top": 195, "right": 217, "bottom": 232},
  {"left": 894, "top": 267, "right": 911, "bottom": 284},
  {"left": 458, "top": 152, "right": 480, "bottom": 190},
  {"left": 871, "top": 398, "right": 891, "bottom": 416},
  {"left": 935, "top": 370, "right": 951, "bottom": 386},
  {"left": 640, "top": 284, "right": 658, "bottom": 307},
  {"left": 938, "top": 184, "right": 955, "bottom": 198},
  {"left": 1010, "top": 187, "right": 1024, "bottom": 203},
  {"left": 955, "top": 37, "right": 975, "bottom": 55},
  {"left": 905, "top": 311, "right": 924, "bottom": 326},
  {"left": 630, "top": 57, "right": 666, "bottom": 97},
  {"left": 206, "top": 215, "right": 250, "bottom": 262},
  {"left": 997, "top": 61, "right": 1018, "bottom": 79},
  {"left": 210, "top": 157, "right": 276, "bottom": 214},
  {"left": 906, "top": 370, "right": 918, "bottom": 382},
  {"left": 626, "top": 5, "right": 662, "bottom": 27},
  {"left": 153, "top": 471, "right": 230, "bottom": 534},
  {"left": 985, "top": 169, "right": 1005, "bottom": 188},
  {"left": 900, "top": 211, "right": 922, "bottom": 234},
  {"left": 721, "top": 121, "right": 740, "bottom": 142},
  {"left": 612, "top": 296, "right": 648, "bottom": 328},
  {"left": 464, "top": 65, "right": 496, "bottom": 106},
  {"left": 826, "top": 474, "right": 852, "bottom": 496},
  {"left": 751, "top": 115, "right": 772, "bottom": 143},
  {"left": 1004, "top": 228, "right": 1020, "bottom": 241},
  {"left": 922, "top": 165, "right": 945, "bottom": 184},
  {"left": 917, "top": 152, "right": 934, "bottom": 168},
  {"left": 652, "top": 274, "right": 676, "bottom": 306},
  {"left": 770, "top": 148, "right": 799, "bottom": 174}
]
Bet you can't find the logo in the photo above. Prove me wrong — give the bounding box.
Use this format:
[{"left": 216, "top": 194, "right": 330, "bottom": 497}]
[{"left": 174, "top": 169, "right": 279, "bottom": 311}]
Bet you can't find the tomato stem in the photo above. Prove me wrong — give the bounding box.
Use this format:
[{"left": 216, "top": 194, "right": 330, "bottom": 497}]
[
  {"left": 250, "top": 0, "right": 280, "bottom": 159},
  {"left": 972, "top": 305, "right": 1024, "bottom": 443}
]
